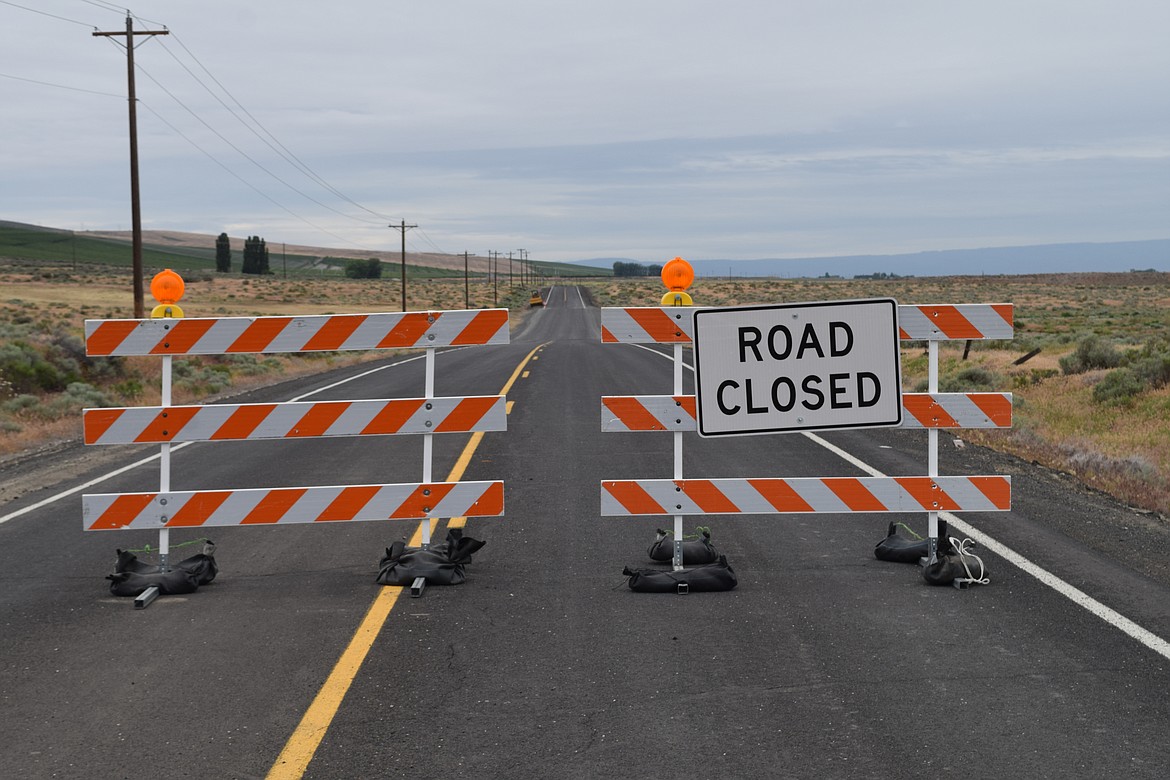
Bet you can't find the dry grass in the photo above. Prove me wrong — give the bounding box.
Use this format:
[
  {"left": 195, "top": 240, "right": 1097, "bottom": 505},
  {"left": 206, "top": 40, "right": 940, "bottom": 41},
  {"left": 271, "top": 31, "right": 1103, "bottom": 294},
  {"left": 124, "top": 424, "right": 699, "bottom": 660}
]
[
  {"left": 5, "top": 263, "right": 1170, "bottom": 515},
  {"left": 583, "top": 272, "right": 1170, "bottom": 515},
  {"left": 0, "top": 264, "right": 535, "bottom": 459}
]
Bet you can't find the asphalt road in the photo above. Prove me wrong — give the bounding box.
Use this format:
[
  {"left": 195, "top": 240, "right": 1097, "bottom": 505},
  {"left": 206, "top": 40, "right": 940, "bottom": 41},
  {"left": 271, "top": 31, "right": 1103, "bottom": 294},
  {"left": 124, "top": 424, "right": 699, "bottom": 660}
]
[{"left": 2, "top": 286, "right": 1169, "bottom": 779}]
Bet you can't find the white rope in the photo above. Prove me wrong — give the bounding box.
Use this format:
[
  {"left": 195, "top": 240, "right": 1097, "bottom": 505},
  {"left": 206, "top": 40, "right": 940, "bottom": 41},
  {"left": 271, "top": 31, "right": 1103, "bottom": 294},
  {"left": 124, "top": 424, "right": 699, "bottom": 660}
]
[{"left": 949, "top": 536, "right": 990, "bottom": 585}]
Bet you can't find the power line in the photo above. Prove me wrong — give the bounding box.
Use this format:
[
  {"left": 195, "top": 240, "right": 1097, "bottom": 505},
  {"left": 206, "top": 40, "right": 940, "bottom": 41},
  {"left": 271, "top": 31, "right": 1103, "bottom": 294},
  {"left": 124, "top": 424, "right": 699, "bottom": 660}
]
[
  {"left": 159, "top": 32, "right": 398, "bottom": 226},
  {"left": 0, "top": 70, "right": 122, "bottom": 98},
  {"left": 0, "top": 0, "right": 95, "bottom": 27},
  {"left": 77, "top": 0, "right": 133, "bottom": 14},
  {"left": 135, "top": 64, "right": 391, "bottom": 230},
  {"left": 93, "top": 14, "right": 170, "bottom": 319},
  {"left": 137, "top": 101, "right": 379, "bottom": 250},
  {"left": 8, "top": 3, "right": 462, "bottom": 257}
]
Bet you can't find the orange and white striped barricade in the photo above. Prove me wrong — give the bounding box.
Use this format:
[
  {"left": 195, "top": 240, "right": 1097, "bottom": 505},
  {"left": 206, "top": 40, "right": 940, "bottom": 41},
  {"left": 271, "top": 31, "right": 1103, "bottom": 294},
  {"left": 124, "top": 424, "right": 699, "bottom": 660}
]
[
  {"left": 84, "top": 396, "right": 507, "bottom": 444},
  {"left": 601, "top": 476, "right": 1011, "bottom": 516},
  {"left": 603, "top": 392, "right": 1011, "bottom": 432},
  {"left": 84, "top": 481, "right": 505, "bottom": 530},
  {"left": 84, "top": 309, "right": 510, "bottom": 356},
  {"left": 601, "top": 303, "right": 1013, "bottom": 574},
  {"left": 83, "top": 308, "right": 509, "bottom": 604}
]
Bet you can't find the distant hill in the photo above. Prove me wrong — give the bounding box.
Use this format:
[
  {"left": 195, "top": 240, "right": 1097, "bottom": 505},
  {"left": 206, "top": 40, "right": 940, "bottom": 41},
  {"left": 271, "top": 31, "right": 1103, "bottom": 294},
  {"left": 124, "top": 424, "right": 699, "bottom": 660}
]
[
  {"left": 0, "top": 221, "right": 611, "bottom": 277},
  {"left": 568, "top": 240, "right": 1170, "bottom": 278}
]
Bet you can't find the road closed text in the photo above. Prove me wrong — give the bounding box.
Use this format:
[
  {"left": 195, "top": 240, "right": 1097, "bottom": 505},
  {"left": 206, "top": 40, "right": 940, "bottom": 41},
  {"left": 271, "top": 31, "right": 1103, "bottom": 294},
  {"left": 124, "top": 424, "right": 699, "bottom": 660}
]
[{"left": 694, "top": 299, "right": 902, "bottom": 436}]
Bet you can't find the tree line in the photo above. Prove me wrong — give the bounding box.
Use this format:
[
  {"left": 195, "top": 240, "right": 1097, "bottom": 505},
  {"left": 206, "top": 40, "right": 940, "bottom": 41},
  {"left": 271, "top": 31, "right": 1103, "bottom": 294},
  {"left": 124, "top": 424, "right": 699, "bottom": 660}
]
[
  {"left": 612, "top": 261, "right": 664, "bottom": 277},
  {"left": 215, "top": 233, "right": 270, "bottom": 275}
]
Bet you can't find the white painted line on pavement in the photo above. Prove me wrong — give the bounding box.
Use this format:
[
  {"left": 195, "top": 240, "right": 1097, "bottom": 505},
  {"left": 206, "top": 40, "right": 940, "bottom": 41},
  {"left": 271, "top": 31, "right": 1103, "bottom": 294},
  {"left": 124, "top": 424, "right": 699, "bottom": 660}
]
[
  {"left": 802, "top": 429, "right": 1170, "bottom": 661},
  {"left": 0, "top": 353, "right": 429, "bottom": 527},
  {"left": 631, "top": 343, "right": 1170, "bottom": 662}
]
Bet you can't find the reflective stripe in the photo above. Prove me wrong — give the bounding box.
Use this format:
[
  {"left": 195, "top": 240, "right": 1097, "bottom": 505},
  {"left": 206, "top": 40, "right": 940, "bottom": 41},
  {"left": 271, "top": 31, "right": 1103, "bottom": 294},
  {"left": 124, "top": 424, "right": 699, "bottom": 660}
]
[
  {"left": 601, "top": 476, "right": 1011, "bottom": 515},
  {"left": 601, "top": 304, "right": 1013, "bottom": 344},
  {"left": 603, "top": 393, "right": 1011, "bottom": 431},
  {"left": 83, "top": 481, "right": 505, "bottom": 530},
  {"left": 83, "top": 397, "right": 508, "bottom": 444},
  {"left": 85, "top": 309, "right": 510, "bottom": 356}
]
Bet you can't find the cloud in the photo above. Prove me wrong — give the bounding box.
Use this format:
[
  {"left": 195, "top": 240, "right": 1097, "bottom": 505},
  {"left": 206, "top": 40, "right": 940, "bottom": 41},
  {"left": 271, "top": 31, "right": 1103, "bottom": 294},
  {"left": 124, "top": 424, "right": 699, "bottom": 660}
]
[{"left": 1, "top": 1, "right": 1168, "bottom": 262}]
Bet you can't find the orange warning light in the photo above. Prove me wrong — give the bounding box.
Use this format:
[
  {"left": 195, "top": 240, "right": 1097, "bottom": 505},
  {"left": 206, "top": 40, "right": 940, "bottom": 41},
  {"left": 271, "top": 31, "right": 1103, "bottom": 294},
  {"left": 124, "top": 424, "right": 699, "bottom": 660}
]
[
  {"left": 150, "top": 269, "right": 185, "bottom": 304},
  {"left": 661, "top": 256, "right": 694, "bottom": 292}
]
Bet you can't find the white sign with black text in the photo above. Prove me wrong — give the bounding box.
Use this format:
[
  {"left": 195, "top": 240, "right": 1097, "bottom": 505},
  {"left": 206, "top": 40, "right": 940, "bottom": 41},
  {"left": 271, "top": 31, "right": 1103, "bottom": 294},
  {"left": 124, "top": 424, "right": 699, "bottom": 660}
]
[{"left": 694, "top": 298, "right": 902, "bottom": 437}]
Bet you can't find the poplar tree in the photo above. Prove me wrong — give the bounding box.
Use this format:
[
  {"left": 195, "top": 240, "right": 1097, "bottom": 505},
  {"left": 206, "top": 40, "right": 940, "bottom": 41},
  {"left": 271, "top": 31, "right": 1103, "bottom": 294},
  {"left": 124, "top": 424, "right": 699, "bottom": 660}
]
[{"left": 215, "top": 232, "right": 231, "bottom": 272}]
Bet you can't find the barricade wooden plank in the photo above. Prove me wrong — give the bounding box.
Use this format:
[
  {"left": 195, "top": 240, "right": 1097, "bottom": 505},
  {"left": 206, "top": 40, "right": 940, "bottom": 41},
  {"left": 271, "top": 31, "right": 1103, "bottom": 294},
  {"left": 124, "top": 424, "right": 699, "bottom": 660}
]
[
  {"left": 600, "top": 476, "right": 1011, "bottom": 515},
  {"left": 600, "top": 304, "right": 1013, "bottom": 344},
  {"left": 896, "top": 304, "right": 1014, "bottom": 340},
  {"left": 602, "top": 393, "right": 1012, "bottom": 431},
  {"left": 85, "top": 309, "right": 510, "bottom": 356},
  {"left": 601, "top": 395, "right": 697, "bottom": 432},
  {"left": 83, "top": 396, "right": 507, "bottom": 444},
  {"left": 83, "top": 481, "right": 505, "bottom": 530}
]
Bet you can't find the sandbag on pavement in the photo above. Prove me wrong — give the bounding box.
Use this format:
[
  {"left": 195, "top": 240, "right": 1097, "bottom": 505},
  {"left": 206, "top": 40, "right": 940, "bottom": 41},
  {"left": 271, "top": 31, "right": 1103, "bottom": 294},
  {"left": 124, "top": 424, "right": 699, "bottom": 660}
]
[
  {"left": 623, "top": 555, "right": 737, "bottom": 593},
  {"left": 376, "top": 527, "right": 486, "bottom": 586},
  {"left": 647, "top": 527, "right": 719, "bottom": 565},
  {"left": 107, "top": 544, "right": 218, "bottom": 597}
]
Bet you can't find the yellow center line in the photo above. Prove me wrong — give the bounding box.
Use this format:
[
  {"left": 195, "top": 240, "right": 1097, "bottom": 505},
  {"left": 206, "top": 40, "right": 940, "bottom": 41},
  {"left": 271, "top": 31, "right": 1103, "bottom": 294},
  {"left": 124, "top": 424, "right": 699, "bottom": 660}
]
[{"left": 266, "top": 342, "right": 547, "bottom": 779}]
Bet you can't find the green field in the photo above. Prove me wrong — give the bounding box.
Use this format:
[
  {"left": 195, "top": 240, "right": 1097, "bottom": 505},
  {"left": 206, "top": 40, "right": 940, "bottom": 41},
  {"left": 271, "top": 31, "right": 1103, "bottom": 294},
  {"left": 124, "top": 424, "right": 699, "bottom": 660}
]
[{"left": 0, "top": 222, "right": 488, "bottom": 279}]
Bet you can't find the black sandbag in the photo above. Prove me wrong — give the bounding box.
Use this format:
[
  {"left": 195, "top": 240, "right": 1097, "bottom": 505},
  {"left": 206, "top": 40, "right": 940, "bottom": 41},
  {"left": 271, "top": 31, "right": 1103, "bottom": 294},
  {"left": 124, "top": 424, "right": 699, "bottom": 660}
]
[
  {"left": 173, "top": 552, "right": 218, "bottom": 586},
  {"left": 647, "top": 528, "right": 719, "bottom": 565},
  {"left": 107, "top": 567, "right": 201, "bottom": 597},
  {"left": 923, "top": 537, "right": 989, "bottom": 586},
  {"left": 114, "top": 548, "right": 158, "bottom": 575},
  {"left": 108, "top": 544, "right": 219, "bottom": 597},
  {"left": 622, "top": 555, "right": 737, "bottom": 593},
  {"left": 874, "top": 520, "right": 950, "bottom": 563},
  {"left": 376, "top": 528, "right": 486, "bottom": 586}
]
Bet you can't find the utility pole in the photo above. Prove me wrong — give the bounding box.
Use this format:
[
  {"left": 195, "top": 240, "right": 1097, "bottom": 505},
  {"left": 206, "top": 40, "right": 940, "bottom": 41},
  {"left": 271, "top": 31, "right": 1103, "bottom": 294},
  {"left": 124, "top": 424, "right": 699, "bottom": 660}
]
[
  {"left": 463, "top": 251, "right": 470, "bottom": 309},
  {"left": 390, "top": 220, "right": 417, "bottom": 311},
  {"left": 490, "top": 252, "right": 498, "bottom": 306},
  {"left": 94, "top": 15, "right": 169, "bottom": 319},
  {"left": 508, "top": 252, "right": 513, "bottom": 289}
]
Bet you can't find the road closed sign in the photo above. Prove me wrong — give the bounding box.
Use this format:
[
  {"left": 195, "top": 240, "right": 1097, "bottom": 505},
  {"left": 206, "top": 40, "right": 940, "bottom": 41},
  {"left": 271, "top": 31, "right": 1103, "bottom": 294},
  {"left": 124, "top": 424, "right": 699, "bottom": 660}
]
[{"left": 694, "top": 298, "right": 902, "bottom": 436}]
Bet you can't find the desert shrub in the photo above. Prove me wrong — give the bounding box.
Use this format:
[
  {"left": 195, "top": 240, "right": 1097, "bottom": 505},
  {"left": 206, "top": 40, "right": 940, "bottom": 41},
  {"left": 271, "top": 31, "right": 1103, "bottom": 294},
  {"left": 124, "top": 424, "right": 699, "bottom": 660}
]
[
  {"left": 112, "top": 378, "right": 145, "bottom": 400},
  {"left": 1120, "top": 338, "right": 1170, "bottom": 389},
  {"left": 933, "top": 365, "right": 1002, "bottom": 393},
  {"left": 0, "top": 340, "right": 73, "bottom": 393},
  {"left": 2, "top": 394, "right": 39, "bottom": 413},
  {"left": 1088, "top": 338, "right": 1170, "bottom": 405},
  {"left": 1064, "top": 446, "right": 1156, "bottom": 481},
  {"left": 1059, "top": 335, "right": 1121, "bottom": 375},
  {"left": 1091, "top": 367, "right": 1144, "bottom": 405},
  {"left": 1129, "top": 354, "right": 1170, "bottom": 388}
]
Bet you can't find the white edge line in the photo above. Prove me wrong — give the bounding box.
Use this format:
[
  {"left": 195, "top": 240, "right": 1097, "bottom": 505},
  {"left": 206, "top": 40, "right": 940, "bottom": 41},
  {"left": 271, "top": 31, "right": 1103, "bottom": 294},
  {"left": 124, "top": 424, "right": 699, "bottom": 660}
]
[
  {"left": 0, "top": 352, "right": 431, "bottom": 527},
  {"left": 801, "top": 428, "right": 1170, "bottom": 662},
  {"left": 632, "top": 344, "right": 1170, "bottom": 662},
  {"left": 0, "top": 443, "right": 188, "bottom": 526}
]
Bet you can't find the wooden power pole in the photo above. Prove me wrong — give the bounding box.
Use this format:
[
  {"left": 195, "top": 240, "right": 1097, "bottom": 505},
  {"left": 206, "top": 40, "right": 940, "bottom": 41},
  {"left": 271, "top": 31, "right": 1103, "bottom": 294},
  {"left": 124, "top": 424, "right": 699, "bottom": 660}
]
[
  {"left": 390, "top": 220, "right": 417, "bottom": 311},
  {"left": 94, "top": 15, "right": 169, "bottom": 319}
]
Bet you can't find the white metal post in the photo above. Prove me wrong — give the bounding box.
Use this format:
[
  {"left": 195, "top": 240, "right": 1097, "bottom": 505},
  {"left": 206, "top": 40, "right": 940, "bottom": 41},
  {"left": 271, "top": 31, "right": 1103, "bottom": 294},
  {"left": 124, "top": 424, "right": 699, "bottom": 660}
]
[
  {"left": 927, "top": 340, "right": 940, "bottom": 561},
  {"left": 159, "top": 354, "right": 172, "bottom": 571},
  {"left": 673, "top": 343, "right": 684, "bottom": 570},
  {"left": 422, "top": 346, "right": 436, "bottom": 548}
]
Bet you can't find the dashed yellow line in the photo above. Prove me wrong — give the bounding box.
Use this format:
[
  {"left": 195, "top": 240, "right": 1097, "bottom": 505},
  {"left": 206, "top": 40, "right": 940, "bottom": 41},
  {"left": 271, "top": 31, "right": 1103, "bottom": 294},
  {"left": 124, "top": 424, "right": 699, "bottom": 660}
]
[{"left": 266, "top": 342, "right": 546, "bottom": 779}]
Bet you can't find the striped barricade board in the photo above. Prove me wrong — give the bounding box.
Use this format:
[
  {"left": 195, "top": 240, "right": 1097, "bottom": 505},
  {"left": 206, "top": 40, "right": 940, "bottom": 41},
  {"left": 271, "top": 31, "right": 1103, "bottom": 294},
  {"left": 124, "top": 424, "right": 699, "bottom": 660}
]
[
  {"left": 84, "top": 481, "right": 505, "bottom": 531},
  {"left": 601, "top": 304, "right": 1013, "bottom": 344},
  {"left": 601, "top": 476, "right": 1011, "bottom": 516},
  {"left": 84, "top": 396, "right": 507, "bottom": 444},
  {"left": 85, "top": 308, "right": 509, "bottom": 356},
  {"left": 82, "top": 306, "right": 511, "bottom": 539},
  {"left": 602, "top": 392, "right": 1012, "bottom": 431}
]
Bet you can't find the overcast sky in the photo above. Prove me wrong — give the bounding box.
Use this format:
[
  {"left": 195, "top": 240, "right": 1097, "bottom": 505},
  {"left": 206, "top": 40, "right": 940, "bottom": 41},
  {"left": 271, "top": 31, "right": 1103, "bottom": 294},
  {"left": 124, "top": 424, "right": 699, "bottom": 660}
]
[{"left": 2, "top": 0, "right": 1167, "bottom": 264}]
